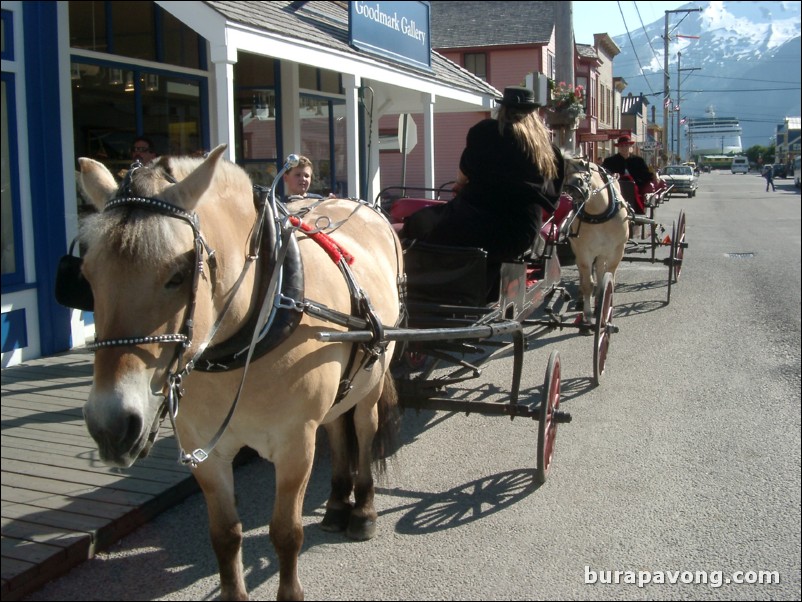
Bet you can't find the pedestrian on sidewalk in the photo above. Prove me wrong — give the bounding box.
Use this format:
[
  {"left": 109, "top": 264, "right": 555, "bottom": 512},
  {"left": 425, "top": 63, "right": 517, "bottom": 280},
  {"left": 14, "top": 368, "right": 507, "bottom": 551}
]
[{"left": 763, "top": 164, "right": 775, "bottom": 191}]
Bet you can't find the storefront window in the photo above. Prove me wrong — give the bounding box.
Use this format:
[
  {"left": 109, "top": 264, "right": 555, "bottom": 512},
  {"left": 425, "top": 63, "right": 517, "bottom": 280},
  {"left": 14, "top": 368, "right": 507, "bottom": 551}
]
[
  {"left": 1, "top": 76, "right": 22, "bottom": 280},
  {"left": 71, "top": 62, "right": 204, "bottom": 196},
  {"left": 299, "top": 64, "right": 342, "bottom": 95},
  {"left": 236, "top": 88, "right": 279, "bottom": 188},
  {"left": 299, "top": 94, "right": 347, "bottom": 197},
  {"left": 235, "top": 54, "right": 279, "bottom": 187},
  {"left": 69, "top": 1, "right": 108, "bottom": 53},
  {"left": 69, "top": 1, "right": 201, "bottom": 69}
]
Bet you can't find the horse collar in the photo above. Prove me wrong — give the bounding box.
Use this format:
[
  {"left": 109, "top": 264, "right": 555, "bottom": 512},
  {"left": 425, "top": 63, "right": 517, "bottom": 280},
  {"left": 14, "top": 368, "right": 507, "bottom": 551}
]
[{"left": 576, "top": 167, "right": 621, "bottom": 225}]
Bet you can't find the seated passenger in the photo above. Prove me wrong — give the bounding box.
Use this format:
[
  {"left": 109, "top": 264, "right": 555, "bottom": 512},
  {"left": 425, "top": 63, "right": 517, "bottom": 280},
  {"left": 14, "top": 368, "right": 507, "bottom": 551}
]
[
  {"left": 601, "top": 135, "right": 658, "bottom": 213},
  {"left": 400, "top": 86, "right": 565, "bottom": 296},
  {"left": 282, "top": 155, "right": 335, "bottom": 201}
]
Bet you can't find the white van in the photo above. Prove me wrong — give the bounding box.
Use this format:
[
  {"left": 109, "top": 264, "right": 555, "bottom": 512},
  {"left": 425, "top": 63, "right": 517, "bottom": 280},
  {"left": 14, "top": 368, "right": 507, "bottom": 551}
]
[{"left": 731, "top": 156, "right": 749, "bottom": 174}]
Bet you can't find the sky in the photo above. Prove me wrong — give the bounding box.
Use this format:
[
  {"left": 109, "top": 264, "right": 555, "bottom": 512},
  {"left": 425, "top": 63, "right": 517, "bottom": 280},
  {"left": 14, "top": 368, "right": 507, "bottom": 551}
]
[{"left": 571, "top": 1, "right": 691, "bottom": 45}]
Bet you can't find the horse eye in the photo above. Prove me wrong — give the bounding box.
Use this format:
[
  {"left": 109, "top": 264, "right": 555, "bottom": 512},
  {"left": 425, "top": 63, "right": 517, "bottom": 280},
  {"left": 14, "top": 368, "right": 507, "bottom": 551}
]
[{"left": 165, "top": 271, "right": 186, "bottom": 289}]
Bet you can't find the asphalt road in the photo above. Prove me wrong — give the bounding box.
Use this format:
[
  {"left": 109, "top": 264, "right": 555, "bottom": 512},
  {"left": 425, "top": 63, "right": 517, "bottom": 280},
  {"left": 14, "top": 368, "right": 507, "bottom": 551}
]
[{"left": 25, "top": 171, "right": 801, "bottom": 601}]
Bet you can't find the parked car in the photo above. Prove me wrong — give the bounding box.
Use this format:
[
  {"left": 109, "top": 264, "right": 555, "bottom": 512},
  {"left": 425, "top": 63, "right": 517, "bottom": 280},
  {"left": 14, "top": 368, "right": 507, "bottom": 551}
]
[
  {"left": 772, "top": 163, "right": 787, "bottom": 179},
  {"left": 794, "top": 156, "right": 801, "bottom": 189},
  {"left": 660, "top": 165, "right": 698, "bottom": 198},
  {"left": 660, "top": 165, "right": 698, "bottom": 197},
  {"left": 731, "top": 156, "right": 749, "bottom": 174}
]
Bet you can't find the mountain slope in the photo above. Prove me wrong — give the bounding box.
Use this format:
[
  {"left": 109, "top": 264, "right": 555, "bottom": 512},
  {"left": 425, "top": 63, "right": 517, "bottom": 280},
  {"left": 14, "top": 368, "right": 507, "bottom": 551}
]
[{"left": 610, "top": 0, "right": 801, "bottom": 152}]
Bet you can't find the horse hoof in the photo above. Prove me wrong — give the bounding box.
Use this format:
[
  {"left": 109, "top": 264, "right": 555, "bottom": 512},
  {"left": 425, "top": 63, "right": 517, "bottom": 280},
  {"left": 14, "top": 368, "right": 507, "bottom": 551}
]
[
  {"left": 320, "top": 506, "right": 352, "bottom": 533},
  {"left": 345, "top": 514, "right": 377, "bottom": 541},
  {"left": 578, "top": 319, "right": 594, "bottom": 335}
]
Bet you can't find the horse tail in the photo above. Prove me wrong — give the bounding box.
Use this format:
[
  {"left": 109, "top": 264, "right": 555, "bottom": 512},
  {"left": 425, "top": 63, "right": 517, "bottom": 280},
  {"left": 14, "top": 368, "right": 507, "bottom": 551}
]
[
  {"left": 372, "top": 372, "right": 401, "bottom": 474},
  {"left": 341, "top": 372, "right": 401, "bottom": 476}
]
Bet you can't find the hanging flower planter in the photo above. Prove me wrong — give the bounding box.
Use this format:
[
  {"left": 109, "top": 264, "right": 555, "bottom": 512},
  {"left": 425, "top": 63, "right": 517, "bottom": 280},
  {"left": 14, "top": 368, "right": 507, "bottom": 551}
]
[{"left": 547, "top": 80, "right": 586, "bottom": 127}]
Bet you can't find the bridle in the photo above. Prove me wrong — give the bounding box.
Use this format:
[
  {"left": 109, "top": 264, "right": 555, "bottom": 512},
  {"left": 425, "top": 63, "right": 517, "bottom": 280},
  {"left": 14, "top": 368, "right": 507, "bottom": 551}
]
[
  {"left": 563, "top": 159, "right": 623, "bottom": 225},
  {"left": 88, "top": 162, "right": 231, "bottom": 465}
]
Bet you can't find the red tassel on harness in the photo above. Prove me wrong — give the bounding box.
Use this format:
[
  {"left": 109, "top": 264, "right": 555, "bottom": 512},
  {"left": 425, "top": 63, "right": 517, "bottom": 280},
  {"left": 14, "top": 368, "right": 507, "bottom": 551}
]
[{"left": 289, "top": 216, "right": 354, "bottom": 265}]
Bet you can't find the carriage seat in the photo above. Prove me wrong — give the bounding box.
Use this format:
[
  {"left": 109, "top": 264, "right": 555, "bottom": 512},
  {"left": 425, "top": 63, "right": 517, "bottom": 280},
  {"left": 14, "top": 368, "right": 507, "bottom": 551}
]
[
  {"left": 389, "top": 198, "right": 446, "bottom": 234},
  {"left": 403, "top": 240, "right": 488, "bottom": 307}
]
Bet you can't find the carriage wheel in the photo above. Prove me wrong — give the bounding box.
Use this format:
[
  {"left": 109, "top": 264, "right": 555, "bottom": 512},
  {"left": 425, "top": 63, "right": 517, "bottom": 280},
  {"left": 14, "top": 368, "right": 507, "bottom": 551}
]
[
  {"left": 536, "top": 350, "right": 561, "bottom": 485},
  {"left": 592, "top": 272, "right": 614, "bottom": 386},
  {"left": 672, "top": 210, "right": 686, "bottom": 283},
  {"left": 666, "top": 221, "right": 677, "bottom": 304}
]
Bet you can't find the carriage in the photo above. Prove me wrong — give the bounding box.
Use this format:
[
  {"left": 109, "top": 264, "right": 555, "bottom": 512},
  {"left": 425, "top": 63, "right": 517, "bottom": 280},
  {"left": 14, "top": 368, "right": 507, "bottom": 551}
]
[
  {"left": 59, "top": 150, "right": 652, "bottom": 601},
  {"left": 538, "top": 164, "right": 688, "bottom": 305}
]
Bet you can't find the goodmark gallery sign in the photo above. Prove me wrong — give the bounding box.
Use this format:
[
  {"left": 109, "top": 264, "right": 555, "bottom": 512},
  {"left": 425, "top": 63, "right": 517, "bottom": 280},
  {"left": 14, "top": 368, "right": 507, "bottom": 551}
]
[{"left": 349, "top": 1, "right": 431, "bottom": 71}]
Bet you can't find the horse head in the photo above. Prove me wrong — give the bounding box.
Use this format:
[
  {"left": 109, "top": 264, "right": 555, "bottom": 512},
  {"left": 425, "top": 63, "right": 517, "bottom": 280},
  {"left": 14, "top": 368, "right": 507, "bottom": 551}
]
[
  {"left": 77, "top": 145, "right": 258, "bottom": 467},
  {"left": 562, "top": 155, "right": 593, "bottom": 207}
]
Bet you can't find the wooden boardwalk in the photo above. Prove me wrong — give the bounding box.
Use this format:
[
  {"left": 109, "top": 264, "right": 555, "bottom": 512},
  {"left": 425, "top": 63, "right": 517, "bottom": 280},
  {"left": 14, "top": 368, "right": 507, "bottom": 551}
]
[{"left": 1, "top": 350, "right": 200, "bottom": 601}]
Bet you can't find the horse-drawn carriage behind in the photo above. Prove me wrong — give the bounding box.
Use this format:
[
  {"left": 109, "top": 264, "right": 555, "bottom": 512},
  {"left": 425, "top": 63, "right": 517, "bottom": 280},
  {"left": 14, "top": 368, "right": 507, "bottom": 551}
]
[{"left": 59, "top": 150, "right": 684, "bottom": 601}]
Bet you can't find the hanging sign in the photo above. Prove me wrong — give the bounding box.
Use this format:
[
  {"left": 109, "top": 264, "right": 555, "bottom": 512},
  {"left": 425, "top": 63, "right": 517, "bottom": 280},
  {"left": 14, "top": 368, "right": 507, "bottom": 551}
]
[{"left": 349, "top": 1, "right": 432, "bottom": 71}]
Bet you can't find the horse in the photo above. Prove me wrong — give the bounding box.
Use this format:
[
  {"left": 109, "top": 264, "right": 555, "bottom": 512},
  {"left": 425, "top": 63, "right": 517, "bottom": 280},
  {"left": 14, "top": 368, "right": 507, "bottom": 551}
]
[
  {"left": 560, "top": 157, "right": 630, "bottom": 326},
  {"left": 74, "top": 146, "right": 403, "bottom": 601}
]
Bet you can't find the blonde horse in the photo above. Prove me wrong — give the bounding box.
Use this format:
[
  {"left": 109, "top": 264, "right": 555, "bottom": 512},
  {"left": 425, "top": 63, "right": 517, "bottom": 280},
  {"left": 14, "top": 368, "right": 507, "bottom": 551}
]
[
  {"left": 561, "top": 157, "right": 629, "bottom": 325},
  {"left": 75, "top": 146, "right": 403, "bottom": 600}
]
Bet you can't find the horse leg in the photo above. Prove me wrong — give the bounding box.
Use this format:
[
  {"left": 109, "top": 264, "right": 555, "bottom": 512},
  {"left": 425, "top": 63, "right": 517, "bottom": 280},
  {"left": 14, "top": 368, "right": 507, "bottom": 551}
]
[
  {"left": 320, "top": 416, "right": 354, "bottom": 533},
  {"left": 271, "top": 434, "right": 315, "bottom": 601},
  {"left": 347, "top": 374, "right": 399, "bottom": 540},
  {"left": 346, "top": 396, "right": 380, "bottom": 541},
  {"left": 193, "top": 457, "right": 248, "bottom": 601},
  {"left": 575, "top": 259, "right": 594, "bottom": 325}
]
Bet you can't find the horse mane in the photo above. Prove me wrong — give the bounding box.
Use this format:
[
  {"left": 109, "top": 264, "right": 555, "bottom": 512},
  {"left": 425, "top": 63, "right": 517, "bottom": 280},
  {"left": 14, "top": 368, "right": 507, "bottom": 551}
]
[{"left": 79, "top": 153, "right": 253, "bottom": 264}]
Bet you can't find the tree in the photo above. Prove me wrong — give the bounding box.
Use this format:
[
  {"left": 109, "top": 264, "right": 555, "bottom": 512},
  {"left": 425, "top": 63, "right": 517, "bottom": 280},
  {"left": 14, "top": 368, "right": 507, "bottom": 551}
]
[{"left": 745, "top": 144, "right": 775, "bottom": 165}]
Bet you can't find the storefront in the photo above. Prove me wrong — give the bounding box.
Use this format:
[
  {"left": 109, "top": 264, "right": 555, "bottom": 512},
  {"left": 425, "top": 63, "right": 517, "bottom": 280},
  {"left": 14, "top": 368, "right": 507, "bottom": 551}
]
[{"left": 1, "top": 1, "right": 498, "bottom": 367}]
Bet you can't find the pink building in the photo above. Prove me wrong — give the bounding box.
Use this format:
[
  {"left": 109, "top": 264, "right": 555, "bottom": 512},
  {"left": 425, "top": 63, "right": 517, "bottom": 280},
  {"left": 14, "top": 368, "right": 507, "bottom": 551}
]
[{"left": 378, "top": 1, "right": 625, "bottom": 196}]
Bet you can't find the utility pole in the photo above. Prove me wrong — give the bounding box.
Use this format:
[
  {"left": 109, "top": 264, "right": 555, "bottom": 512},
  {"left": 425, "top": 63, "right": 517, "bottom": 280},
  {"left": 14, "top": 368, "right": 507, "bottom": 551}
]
[
  {"left": 676, "top": 51, "right": 700, "bottom": 162},
  {"left": 554, "top": 1, "right": 576, "bottom": 152},
  {"left": 663, "top": 7, "right": 702, "bottom": 165}
]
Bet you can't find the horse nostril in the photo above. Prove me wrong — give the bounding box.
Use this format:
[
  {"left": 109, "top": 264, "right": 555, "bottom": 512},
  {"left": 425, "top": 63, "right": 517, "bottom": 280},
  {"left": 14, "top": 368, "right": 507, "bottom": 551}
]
[{"left": 122, "top": 412, "right": 144, "bottom": 451}]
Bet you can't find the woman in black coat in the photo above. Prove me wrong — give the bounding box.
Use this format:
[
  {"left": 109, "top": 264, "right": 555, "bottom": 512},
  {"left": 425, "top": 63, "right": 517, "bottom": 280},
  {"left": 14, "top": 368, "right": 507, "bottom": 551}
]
[{"left": 402, "top": 86, "right": 565, "bottom": 268}]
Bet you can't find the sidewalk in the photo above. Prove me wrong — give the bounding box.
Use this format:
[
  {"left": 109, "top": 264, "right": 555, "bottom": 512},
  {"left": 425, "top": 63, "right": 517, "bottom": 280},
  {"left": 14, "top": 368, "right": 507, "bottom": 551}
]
[{"left": 1, "top": 350, "right": 200, "bottom": 601}]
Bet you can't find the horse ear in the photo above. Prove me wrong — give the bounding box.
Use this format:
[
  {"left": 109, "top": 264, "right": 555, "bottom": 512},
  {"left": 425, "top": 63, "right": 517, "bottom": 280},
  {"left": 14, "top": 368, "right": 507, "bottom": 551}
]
[
  {"left": 78, "top": 158, "right": 119, "bottom": 212},
  {"left": 162, "top": 144, "right": 228, "bottom": 210}
]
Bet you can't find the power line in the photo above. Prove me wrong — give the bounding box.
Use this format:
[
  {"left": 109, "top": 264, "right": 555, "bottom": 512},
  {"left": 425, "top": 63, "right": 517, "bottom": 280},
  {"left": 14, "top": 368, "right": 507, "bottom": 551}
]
[{"left": 616, "top": 1, "right": 658, "bottom": 97}]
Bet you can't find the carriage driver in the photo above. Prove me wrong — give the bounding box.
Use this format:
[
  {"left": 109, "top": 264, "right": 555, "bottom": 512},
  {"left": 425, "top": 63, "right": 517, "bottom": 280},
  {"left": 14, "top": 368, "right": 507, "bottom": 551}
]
[
  {"left": 601, "top": 135, "right": 662, "bottom": 213},
  {"left": 400, "top": 86, "right": 565, "bottom": 299}
]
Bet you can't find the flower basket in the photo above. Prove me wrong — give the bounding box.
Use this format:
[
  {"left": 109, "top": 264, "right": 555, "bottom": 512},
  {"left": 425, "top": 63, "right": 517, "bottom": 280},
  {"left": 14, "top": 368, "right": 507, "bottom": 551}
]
[
  {"left": 547, "top": 80, "right": 585, "bottom": 127},
  {"left": 547, "top": 109, "right": 583, "bottom": 128}
]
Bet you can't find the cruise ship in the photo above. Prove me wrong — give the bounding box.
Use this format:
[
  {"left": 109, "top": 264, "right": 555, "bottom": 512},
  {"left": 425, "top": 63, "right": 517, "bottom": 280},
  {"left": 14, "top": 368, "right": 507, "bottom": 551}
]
[{"left": 687, "top": 107, "right": 743, "bottom": 157}]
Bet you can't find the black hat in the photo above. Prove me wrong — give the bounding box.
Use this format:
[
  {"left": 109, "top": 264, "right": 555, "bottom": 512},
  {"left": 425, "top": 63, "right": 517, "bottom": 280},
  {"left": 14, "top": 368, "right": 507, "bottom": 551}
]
[{"left": 497, "top": 86, "right": 539, "bottom": 110}]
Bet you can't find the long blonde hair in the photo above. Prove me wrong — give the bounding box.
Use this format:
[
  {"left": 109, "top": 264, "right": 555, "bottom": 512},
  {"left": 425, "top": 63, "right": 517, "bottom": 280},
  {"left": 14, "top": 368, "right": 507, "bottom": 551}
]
[{"left": 496, "top": 105, "right": 557, "bottom": 180}]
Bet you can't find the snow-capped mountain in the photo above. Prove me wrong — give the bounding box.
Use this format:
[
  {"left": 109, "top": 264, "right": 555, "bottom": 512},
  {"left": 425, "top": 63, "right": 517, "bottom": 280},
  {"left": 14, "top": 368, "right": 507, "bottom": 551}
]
[{"left": 610, "top": 1, "right": 801, "bottom": 151}]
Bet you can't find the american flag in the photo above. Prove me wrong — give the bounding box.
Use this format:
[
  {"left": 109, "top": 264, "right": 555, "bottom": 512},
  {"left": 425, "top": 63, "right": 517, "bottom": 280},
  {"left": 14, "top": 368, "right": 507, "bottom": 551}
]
[
  {"left": 675, "top": 104, "right": 681, "bottom": 111},
  {"left": 680, "top": 117, "right": 687, "bottom": 125},
  {"left": 664, "top": 97, "right": 671, "bottom": 108}
]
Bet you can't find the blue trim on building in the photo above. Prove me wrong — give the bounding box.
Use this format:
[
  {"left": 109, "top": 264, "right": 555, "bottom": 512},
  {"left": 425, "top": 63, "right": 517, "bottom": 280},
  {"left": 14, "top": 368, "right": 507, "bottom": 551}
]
[
  {"left": 1, "top": 308, "right": 28, "bottom": 352},
  {"left": 1, "top": 10, "right": 14, "bottom": 60},
  {"left": 23, "top": 2, "right": 72, "bottom": 355},
  {"left": 0, "top": 71, "right": 25, "bottom": 288}
]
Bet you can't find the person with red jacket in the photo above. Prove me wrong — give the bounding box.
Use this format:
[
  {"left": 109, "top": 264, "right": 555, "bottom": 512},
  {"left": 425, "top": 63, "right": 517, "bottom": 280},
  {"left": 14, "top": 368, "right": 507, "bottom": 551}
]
[{"left": 601, "top": 134, "right": 660, "bottom": 213}]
